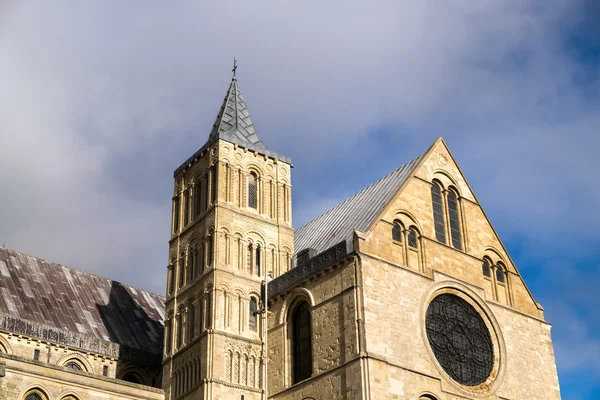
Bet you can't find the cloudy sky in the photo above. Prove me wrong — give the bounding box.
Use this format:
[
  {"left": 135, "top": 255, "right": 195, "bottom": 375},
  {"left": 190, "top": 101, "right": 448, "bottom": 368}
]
[{"left": 1, "top": 1, "right": 598, "bottom": 398}]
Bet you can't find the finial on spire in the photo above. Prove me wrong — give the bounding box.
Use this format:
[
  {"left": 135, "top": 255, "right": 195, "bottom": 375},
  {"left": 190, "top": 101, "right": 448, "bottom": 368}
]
[{"left": 232, "top": 57, "right": 238, "bottom": 78}]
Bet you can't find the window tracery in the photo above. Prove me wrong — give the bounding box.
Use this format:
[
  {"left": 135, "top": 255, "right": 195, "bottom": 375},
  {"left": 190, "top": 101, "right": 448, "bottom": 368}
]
[{"left": 425, "top": 294, "right": 493, "bottom": 386}]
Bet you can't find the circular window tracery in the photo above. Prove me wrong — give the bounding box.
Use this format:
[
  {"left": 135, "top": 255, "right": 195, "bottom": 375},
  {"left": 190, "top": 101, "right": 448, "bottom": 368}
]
[{"left": 425, "top": 293, "right": 494, "bottom": 386}]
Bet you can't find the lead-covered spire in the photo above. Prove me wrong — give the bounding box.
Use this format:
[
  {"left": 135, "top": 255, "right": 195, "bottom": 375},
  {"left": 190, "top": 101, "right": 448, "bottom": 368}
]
[{"left": 209, "top": 62, "right": 268, "bottom": 152}]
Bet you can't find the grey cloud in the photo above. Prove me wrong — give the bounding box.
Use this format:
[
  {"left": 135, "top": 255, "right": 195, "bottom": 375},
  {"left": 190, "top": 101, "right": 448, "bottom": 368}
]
[{"left": 0, "top": 0, "right": 597, "bottom": 298}]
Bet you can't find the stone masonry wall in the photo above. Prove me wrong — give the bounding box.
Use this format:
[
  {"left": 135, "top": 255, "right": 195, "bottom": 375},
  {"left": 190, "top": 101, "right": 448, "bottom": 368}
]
[{"left": 268, "top": 259, "right": 361, "bottom": 399}]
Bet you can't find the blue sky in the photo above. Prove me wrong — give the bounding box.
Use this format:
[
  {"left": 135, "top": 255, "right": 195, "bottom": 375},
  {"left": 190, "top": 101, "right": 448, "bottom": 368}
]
[{"left": 0, "top": 1, "right": 598, "bottom": 398}]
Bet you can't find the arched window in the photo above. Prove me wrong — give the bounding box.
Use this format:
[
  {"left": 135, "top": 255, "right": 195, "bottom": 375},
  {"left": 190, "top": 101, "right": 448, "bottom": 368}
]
[
  {"left": 256, "top": 246, "right": 261, "bottom": 276},
  {"left": 447, "top": 188, "right": 462, "bottom": 250},
  {"left": 247, "top": 244, "right": 253, "bottom": 274},
  {"left": 207, "top": 234, "right": 214, "bottom": 267},
  {"left": 188, "top": 301, "right": 196, "bottom": 341},
  {"left": 391, "top": 221, "right": 402, "bottom": 242},
  {"left": 64, "top": 359, "right": 84, "bottom": 371},
  {"left": 482, "top": 259, "right": 491, "bottom": 278},
  {"left": 199, "top": 243, "right": 205, "bottom": 271},
  {"left": 178, "top": 254, "right": 185, "bottom": 288},
  {"left": 496, "top": 264, "right": 506, "bottom": 283},
  {"left": 205, "top": 291, "right": 212, "bottom": 329},
  {"left": 211, "top": 166, "right": 218, "bottom": 204},
  {"left": 248, "top": 173, "right": 257, "bottom": 209},
  {"left": 188, "top": 249, "right": 195, "bottom": 282},
  {"left": 249, "top": 298, "right": 258, "bottom": 332},
  {"left": 176, "top": 313, "right": 183, "bottom": 349},
  {"left": 25, "top": 391, "right": 45, "bottom": 400},
  {"left": 172, "top": 196, "right": 180, "bottom": 233},
  {"left": 407, "top": 227, "right": 419, "bottom": 249},
  {"left": 165, "top": 319, "right": 172, "bottom": 354},
  {"left": 194, "top": 179, "right": 202, "bottom": 217},
  {"left": 183, "top": 190, "right": 190, "bottom": 226},
  {"left": 431, "top": 181, "right": 446, "bottom": 244},
  {"left": 291, "top": 302, "right": 312, "bottom": 384},
  {"left": 122, "top": 373, "right": 142, "bottom": 384}
]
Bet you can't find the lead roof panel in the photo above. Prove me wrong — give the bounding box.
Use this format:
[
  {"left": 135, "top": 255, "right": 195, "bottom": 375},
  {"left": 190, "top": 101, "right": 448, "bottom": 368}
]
[
  {"left": 294, "top": 154, "right": 424, "bottom": 256},
  {"left": 0, "top": 249, "right": 164, "bottom": 356}
]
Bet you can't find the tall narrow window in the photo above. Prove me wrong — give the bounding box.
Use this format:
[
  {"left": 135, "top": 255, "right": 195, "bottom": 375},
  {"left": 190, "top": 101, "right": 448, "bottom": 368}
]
[
  {"left": 482, "top": 259, "right": 491, "bottom": 278},
  {"left": 447, "top": 188, "right": 462, "bottom": 250},
  {"left": 292, "top": 302, "right": 312, "bottom": 384},
  {"left": 188, "top": 303, "right": 195, "bottom": 341},
  {"left": 183, "top": 190, "right": 190, "bottom": 226},
  {"left": 207, "top": 234, "right": 214, "bottom": 267},
  {"left": 249, "top": 298, "right": 257, "bottom": 331},
  {"left": 194, "top": 180, "right": 201, "bottom": 217},
  {"left": 205, "top": 292, "right": 212, "bottom": 329},
  {"left": 256, "top": 246, "right": 261, "bottom": 276},
  {"left": 408, "top": 227, "right": 419, "bottom": 249},
  {"left": 199, "top": 242, "right": 205, "bottom": 271},
  {"left": 247, "top": 244, "right": 253, "bottom": 274},
  {"left": 167, "top": 265, "right": 174, "bottom": 296},
  {"left": 248, "top": 173, "right": 257, "bottom": 209},
  {"left": 496, "top": 264, "right": 506, "bottom": 283},
  {"left": 165, "top": 319, "right": 172, "bottom": 353},
  {"left": 178, "top": 255, "right": 185, "bottom": 288},
  {"left": 431, "top": 182, "right": 446, "bottom": 243},
  {"left": 176, "top": 314, "right": 183, "bottom": 349},
  {"left": 172, "top": 196, "right": 180, "bottom": 233},
  {"left": 188, "top": 250, "right": 194, "bottom": 282},
  {"left": 211, "top": 166, "right": 218, "bottom": 204},
  {"left": 203, "top": 175, "right": 209, "bottom": 211},
  {"left": 392, "top": 221, "right": 402, "bottom": 242}
]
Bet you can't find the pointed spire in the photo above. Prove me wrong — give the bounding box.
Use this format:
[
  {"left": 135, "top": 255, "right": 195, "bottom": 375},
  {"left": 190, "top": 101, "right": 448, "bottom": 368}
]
[{"left": 209, "top": 61, "right": 267, "bottom": 152}]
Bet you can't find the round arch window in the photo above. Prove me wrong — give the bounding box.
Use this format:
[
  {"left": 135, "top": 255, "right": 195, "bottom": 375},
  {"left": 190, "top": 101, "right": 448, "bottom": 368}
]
[
  {"left": 425, "top": 293, "right": 494, "bottom": 386},
  {"left": 65, "top": 362, "right": 82, "bottom": 371}
]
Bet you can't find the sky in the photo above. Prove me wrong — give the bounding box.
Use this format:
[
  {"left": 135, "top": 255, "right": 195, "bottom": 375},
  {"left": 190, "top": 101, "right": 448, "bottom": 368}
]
[{"left": 0, "top": 1, "right": 598, "bottom": 398}]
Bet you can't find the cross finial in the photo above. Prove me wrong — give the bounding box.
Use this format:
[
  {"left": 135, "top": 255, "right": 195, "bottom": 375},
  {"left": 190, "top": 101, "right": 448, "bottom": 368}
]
[{"left": 232, "top": 57, "right": 238, "bottom": 77}]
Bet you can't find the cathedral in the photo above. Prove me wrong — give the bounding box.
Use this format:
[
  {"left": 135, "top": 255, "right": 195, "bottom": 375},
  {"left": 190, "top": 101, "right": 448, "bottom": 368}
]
[{"left": 0, "top": 70, "right": 562, "bottom": 400}]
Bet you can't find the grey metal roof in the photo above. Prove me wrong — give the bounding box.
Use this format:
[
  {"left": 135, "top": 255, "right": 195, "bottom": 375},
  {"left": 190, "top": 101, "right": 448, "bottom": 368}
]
[
  {"left": 174, "top": 75, "right": 291, "bottom": 177},
  {"left": 210, "top": 75, "right": 266, "bottom": 151},
  {"left": 0, "top": 248, "right": 165, "bottom": 365},
  {"left": 209, "top": 75, "right": 291, "bottom": 164},
  {"left": 294, "top": 153, "right": 424, "bottom": 256}
]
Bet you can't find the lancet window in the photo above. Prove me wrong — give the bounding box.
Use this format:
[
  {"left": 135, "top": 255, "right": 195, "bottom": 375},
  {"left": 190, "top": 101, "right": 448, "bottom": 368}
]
[
  {"left": 291, "top": 302, "right": 312, "bottom": 384},
  {"left": 430, "top": 180, "right": 464, "bottom": 250}
]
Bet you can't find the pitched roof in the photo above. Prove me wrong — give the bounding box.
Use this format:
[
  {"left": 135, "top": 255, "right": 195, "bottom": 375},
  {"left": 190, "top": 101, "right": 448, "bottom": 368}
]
[
  {"left": 0, "top": 248, "right": 164, "bottom": 366},
  {"left": 294, "top": 153, "right": 424, "bottom": 256}
]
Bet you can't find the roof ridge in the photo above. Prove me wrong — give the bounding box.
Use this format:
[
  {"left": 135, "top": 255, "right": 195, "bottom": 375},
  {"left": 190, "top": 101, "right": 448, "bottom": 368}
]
[
  {"left": 1, "top": 248, "right": 165, "bottom": 300},
  {"left": 296, "top": 153, "right": 424, "bottom": 233}
]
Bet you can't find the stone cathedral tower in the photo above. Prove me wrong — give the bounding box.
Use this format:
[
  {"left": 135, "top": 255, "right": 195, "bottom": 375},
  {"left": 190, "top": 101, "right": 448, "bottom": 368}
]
[{"left": 162, "top": 70, "right": 294, "bottom": 400}]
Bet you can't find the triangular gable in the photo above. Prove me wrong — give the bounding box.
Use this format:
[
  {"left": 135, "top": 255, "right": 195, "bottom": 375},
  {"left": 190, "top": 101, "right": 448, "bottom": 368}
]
[{"left": 364, "top": 137, "right": 542, "bottom": 315}]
